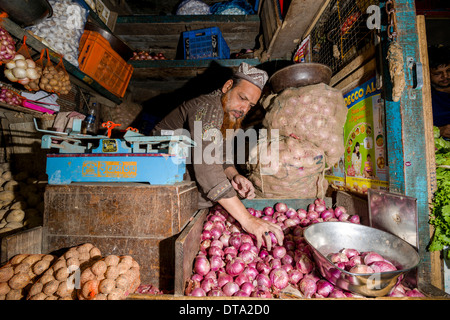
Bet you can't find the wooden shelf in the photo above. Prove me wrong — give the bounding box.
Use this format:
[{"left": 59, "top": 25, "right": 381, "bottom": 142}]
[{"left": 1, "top": 17, "right": 123, "bottom": 105}]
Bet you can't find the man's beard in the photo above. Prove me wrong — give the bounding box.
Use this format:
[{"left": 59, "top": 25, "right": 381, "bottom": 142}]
[{"left": 220, "top": 92, "right": 244, "bottom": 137}]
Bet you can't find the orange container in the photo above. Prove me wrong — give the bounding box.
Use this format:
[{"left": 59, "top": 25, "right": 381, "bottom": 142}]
[{"left": 78, "top": 31, "right": 133, "bottom": 98}]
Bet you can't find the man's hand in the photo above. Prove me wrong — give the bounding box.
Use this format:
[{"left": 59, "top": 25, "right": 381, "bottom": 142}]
[
  {"left": 439, "top": 124, "right": 450, "bottom": 139},
  {"left": 218, "top": 196, "right": 284, "bottom": 251},
  {"left": 231, "top": 174, "right": 256, "bottom": 199}
]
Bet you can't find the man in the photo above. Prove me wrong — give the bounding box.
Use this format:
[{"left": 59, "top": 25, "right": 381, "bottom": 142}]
[
  {"left": 428, "top": 45, "right": 450, "bottom": 138},
  {"left": 152, "top": 63, "right": 283, "bottom": 250}
]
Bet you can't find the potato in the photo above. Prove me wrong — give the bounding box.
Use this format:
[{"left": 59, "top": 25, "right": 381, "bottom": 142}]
[
  {"left": 14, "top": 262, "right": 31, "bottom": 274},
  {"left": 52, "top": 259, "right": 67, "bottom": 271},
  {"left": 95, "top": 293, "right": 107, "bottom": 300},
  {"left": 3, "top": 180, "right": 19, "bottom": 191},
  {"left": 42, "top": 254, "right": 55, "bottom": 262},
  {"left": 0, "top": 282, "right": 10, "bottom": 296},
  {"left": 55, "top": 267, "right": 70, "bottom": 281},
  {"left": 6, "top": 209, "right": 25, "bottom": 223},
  {"left": 21, "top": 254, "right": 42, "bottom": 266},
  {"left": 77, "top": 243, "right": 94, "bottom": 253},
  {"left": 115, "top": 274, "right": 129, "bottom": 290},
  {"left": 38, "top": 274, "right": 55, "bottom": 285},
  {"left": 91, "top": 260, "right": 107, "bottom": 276},
  {"left": 98, "top": 278, "right": 115, "bottom": 294},
  {"left": 5, "top": 221, "right": 23, "bottom": 230},
  {"left": 29, "top": 292, "right": 47, "bottom": 300},
  {"left": 104, "top": 255, "right": 120, "bottom": 267},
  {"left": 5, "top": 289, "right": 22, "bottom": 300},
  {"left": 2, "top": 171, "right": 12, "bottom": 181},
  {"left": 8, "top": 272, "right": 30, "bottom": 290},
  {"left": 27, "top": 282, "right": 43, "bottom": 297},
  {"left": 56, "top": 281, "right": 71, "bottom": 298},
  {"left": 66, "top": 257, "right": 80, "bottom": 269},
  {"left": 78, "top": 252, "right": 91, "bottom": 262},
  {"left": 89, "top": 247, "right": 101, "bottom": 258},
  {"left": 79, "top": 268, "right": 96, "bottom": 283},
  {"left": 45, "top": 295, "right": 58, "bottom": 300},
  {"left": 117, "top": 262, "right": 130, "bottom": 275},
  {"left": 81, "top": 279, "right": 99, "bottom": 300},
  {"left": 10, "top": 201, "right": 27, "bottom": 210},
  {"left": 105, "top": 265, "right": 119, "bottom": 280},
  {"left": 0, "top": 227, "right": 12, "bottom": 233},
  {"left": 43, "top": 279, "right": 59, "bottom": 295},
  {"left": 0, "top": 209, "right": 7, "bottom": 220},
  {"left": 107, "top": 287, "right": 125, "bottom": 300},
  {"left": 0, "top": 266, "right": 14, "bottom": 282}
]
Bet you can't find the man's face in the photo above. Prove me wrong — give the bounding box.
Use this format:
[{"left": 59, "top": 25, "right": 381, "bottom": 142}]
[
  {"left": 221, "top": 79, "right": 261, "bottom": 131},
  {"left": 430, "top": 64, "right": 450, "bottom": 89}
]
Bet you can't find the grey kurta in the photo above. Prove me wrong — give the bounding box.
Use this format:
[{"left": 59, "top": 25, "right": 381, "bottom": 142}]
[{"left": 152, "top": 90, "right": 237, "bottom": 208}]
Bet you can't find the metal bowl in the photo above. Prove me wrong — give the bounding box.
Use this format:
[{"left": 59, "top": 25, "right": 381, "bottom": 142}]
[
  {"left": 303, "top": 222, "right": 420, "bottom": 297},
  {"left": 269, "top": 63, "right": 332, "bottom": 93}
]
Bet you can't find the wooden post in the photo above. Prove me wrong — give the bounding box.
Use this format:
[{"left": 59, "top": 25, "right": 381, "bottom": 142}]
[{"left": 381, "top": 0, "right": 436, "bottom": 289}]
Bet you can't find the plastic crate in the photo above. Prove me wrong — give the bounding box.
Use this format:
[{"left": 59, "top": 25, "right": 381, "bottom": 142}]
[
  {"left": 183, "top": 27, "right": 230, "bottom": 60},
  {"left": 78, "top": 31, "right": 133, "bottom": 98}
]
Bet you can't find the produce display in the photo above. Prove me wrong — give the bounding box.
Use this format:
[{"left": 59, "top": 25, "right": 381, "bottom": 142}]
[
  {"left": 0, "top": 254, "right": 56, "bottom": 300},
  {"left": 130, "top": 50, "right": 167, "bottom": 61},
  {"left": 27, "top": 243, "right": 102, "bottom": 300},
  {"left": 185, "top": 199, "right": 424, "bottom": 298},
  {"left": 249, "top": 83, "right": 348, "bottom": 199},
  {"left": 4, "top": 54, "right": 40, "bottom": 85},
  {"left": 0, "top": 163, "right": 46, "bottom": 234},
  {"left": 0, "top": 27, "right": 16, "bottom": 63},
  {"left": 77, "top": 255, "right": 140, "bottom": 300},
  {"left": 27, "top": 0, "right": 88, "bottom": 67},
  {"left": 0, "top": 87, "right": 23, "bottom": 107},
  {"left": 428, "top": 127, "right": 450, "bottom": 257},
  {"left": 0, "top": 243, "right": 142, "bottom": 300},
  {"left": 39, "top": 58, "right": 71, "bottom": 95}
]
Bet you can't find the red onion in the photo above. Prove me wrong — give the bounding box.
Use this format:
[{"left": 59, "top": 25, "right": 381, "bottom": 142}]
[
  {"left": 345, "top": 255, "right": 363, "bottom": 270},
  {"left": 300, "top": 218, "right": 311, "bottom": 227},
  {"left": 263, "top": 206, "right": 274, "bottom": 216},
  {"left": 234, "top": 290, "right": 250, "bottom": 297},
  {"left": 219, "top": 233, "right": 230, "bottom": 247},
  {"left": 207, "top": 289, "right": 224, "bottom": 296},
  {"left": 217, "top": 272, "right": 233, "bottom": 287},
  {"left": 200, "top": 239, "right": 211, "bottom": 252},
  {"left": 242, "top": 266, "right": 258, "bottom": 281},
  {"left": 329, "top": 288, "right": 347, "bottom": 298},
  {"left": 229, "top": 234, "right": 242, "bottom": 249},
  {"left": 340, "top": 248, "right": 360, "bottom": 259},
  {"left": 223, "top": 246, "right": 238, "bottom": 257},
  {"left": 201, "top": 230, "right": 212, "bottom": 241},
  {"left": 240, "top": 233, "right": 254, "bottom": 245},
  {"left": 308, "top": 203, "right": 315, "bottom": 212},
  {"left": 281, "top": 254, "right": 293, "bottom": 266},
  {"left": 210, "top": 239, "right": 223, "bottom": 249},
  {"left": 281, "top": 263, "right": 293, "bottom": 273},
  {"left": 405, "top": 288, "right": 424, "bottom": 297},
  {"left": 316, "top": 279, "right": 334, "bottom": 297},
  {"left": 330, "top": 252, "right": 349, "bottom": 263},
  {"left": 222, "top": 282, "right": 240, "bottom": 296},
  {"left": 255, "top": 273, "right": 271, "bottom": 288},
  {"left": 307, "top": 210, "right": 319, "bottom": 220},
  {"left": 285, "top": 208, "right": 297, "bottom": 218},
  {"left": 369, "top": 260, "right": 397, "bottom": 272},
  {"left": 296, "top": 254, "right": 314, "bottom": 274},
  {"left": 190, "top": 288, "right": 206, "bottom": 296},
  {"left": 239, "top": 242, "right": 252, "bottom": 252},
  {"left": 349, "top": 264, "right": 375, "bottom": 274},
  {"left": 256, "top": 261, "right": 271, "bottom": 275},
  {"left": 191, "top": 273, "right": 203, "bottom": 283},
  {"left": 254, "top": 209, "right": 262, "bottom": 218},
  {"left": 288, "top": 269, "right": 303, "bottom": 284},
  {"left": 208, "top": 246, "right": 224, "bottom": 257},
  {"left": 320, "top": 209, "right": 334, "bottom": 220},
  {"left": 315, "top": 204, "right": 326, "bottom": 213},
  {"left": 299, "top": 277, "right": 317, "bottom": 298},
  {"left": 247, "top": 207, "right": 256, "bottom": 216},
  {"left": 275, "top": 202, "right": 288, "bottom": 213},
  {"left": 269, "top": 258, "right": 282, "bottom": 270},
  {"left": 210, "top": 255, "right": 225, "bottom": 271},
  {"left": 349, "top": 214, "right": 360, "bottom": 224},
  {"left": 194, "top": 256, "right": 210, "bottom": 276},
  {"left": 314, "top": 198, "right": 326, "bottom": 206},
  {"left": 272, "top": 246, "right": 287, "bottom": 259},
  {"left": 296, "top": 209, "right": 307, "bottom": 219},
  {"left": 210, "top": 226, "right": 223, "bottom": 239},
  {"left": 240, "top": 282, "right": 254, "bottom": 295},
  {"left": 363, "top": 251, "right": 385, "bottom": 265},
  {"left": 338, "top": 212, "right": 350, "bottom": 221},
  {"left": 334, "top": 206, "right": 347, "bottom": 218},
  {"left": 270, "top": 268, "right": 289, "bottom": 290},
  {"left": 201, "top": 277, "right": 217, "bottom": 292},
  {"left": 251, "top": 290, "right": 272, "bottom": 298},
  {"left": 238, "top": 250, "right": 256, "bottom": 264},
  {"left": 225, "top": 257, "right": 245, "bottom": 276}
]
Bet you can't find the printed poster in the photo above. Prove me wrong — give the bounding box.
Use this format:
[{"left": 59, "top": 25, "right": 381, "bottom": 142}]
[{"left": 326, "top": 77, "right": 389, "bottom": 194}]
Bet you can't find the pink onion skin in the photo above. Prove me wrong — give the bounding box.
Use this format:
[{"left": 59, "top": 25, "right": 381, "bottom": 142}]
[
  {"left": 194, "top": 256, "right": 211, "bottom": 276},
  {"left": 229, "top": 234, "right": 242, "bottom": 249},
  {"left": 330, "top": 252, "right": 349, "bottom": 263},
  {"left": 405, "top": 288, "right": 425, "bottom": 297},
  {"left": 329, "top": 288, "right": 347, "bottom": 298},
  {"left": 340, "top": 248, "right": 360, "bottom": 259},
  {"left": 222, "top": 282, "right": 240, "bottom": 296},
  {"left": 217, "top": 272, "right": 233, "bottom": 287},
  {"left": 285, "top": 208, "right": 297, "bottom": 218},
  {"left": 225, "top": 257, "right": 245, "bottom": 276},
  {"left": 363, "top": 252, "right": 385, "bottom": 265},
  {"left": 272, "top": 246, "right": 287, "bottom": 259},
  {"left": 338, "top": 212, "right": 350, "bottom": 221},
  {"left": 275, "top": 202, "right": 288, "bottom": 213},
  {"left": 320, "top": 209, "right": 334, "bottom": 220},
  {"left": 269, "top": 268, "right": 289, "bottom": 290},
  {"left": 207, "top": 289, "right": 224, "bottom": 296},
  {"left": 240, "top": 282, "right": 254, "bottom": 296},
  {"left": 349, "top": 264, "right": 375, "bottom": 274},
  {"left": 288, "top": 269, "right": 303, "bottom": 284},
  {"left": 349, "top": 214, "right": 360, "bottom": 224},
  {"left": 190, "top": 288, "right": 206, "bottom": 296},
  {"left": 334, "top": 206, "right": 347, "bottom": 218},
  {"left": 263, "top": 206, "right": 275, "bottom": 216},
  {"left": 255, "top": 273, "right": 271, "bottom": 288},
  {"left": 299, "top": 277, "right": 317, "bottom": 298},
  {"left": 296, "top": 254, "right": 314, "bottom": 274},
  {"left": 369, "top": 261, "right": 397, "bottom": 272},
  {"left": 296, "top": 209, "right": 307, "bottom": 219},
  {"left": 209, "top": 255, "right": 225, "bottom": 271},
  {"left": 316, "top": 279, "right": 334, "bottom": 297}
]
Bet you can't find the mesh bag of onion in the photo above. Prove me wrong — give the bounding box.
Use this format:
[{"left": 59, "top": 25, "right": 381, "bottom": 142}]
[{"left": 247, "top": 83, "right": 347, "bottom": 198}]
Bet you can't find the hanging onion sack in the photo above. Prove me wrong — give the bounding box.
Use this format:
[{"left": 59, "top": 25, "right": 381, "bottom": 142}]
[{"left": 247, "top": 83, "right": 347, "bottom": 199}]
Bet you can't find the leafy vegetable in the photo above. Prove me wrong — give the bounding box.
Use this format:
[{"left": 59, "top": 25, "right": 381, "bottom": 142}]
[{"left": 428, "top": 127, "right": 450, "bottom": 257}]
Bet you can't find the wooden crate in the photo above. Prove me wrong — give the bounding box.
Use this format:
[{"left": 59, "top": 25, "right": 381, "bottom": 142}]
[
  {"left": 0, "top": 226, "right": 43, "bottom": 264},
  {"left": 43, "top": 181, "right": 198, "bottom": 290},
  {"left": 174, "top": 198, "right": 331, "bottom": 296}
]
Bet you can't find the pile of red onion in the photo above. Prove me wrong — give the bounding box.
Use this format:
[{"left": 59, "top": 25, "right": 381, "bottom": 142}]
[
  {"left": 329, "top": 248, "right": 398, "bottom": 274},
  {"left": 0, "top": 87, "right": 23, "bottom": 107},
  {"left": 185, "top": 199, "right": 424, "bottom": 298},
  {"left": 0, "top": 27, "right": 16, "bottom": 63}
]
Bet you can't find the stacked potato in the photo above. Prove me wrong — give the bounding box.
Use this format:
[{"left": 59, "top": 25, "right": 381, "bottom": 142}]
[
  {"left": 78, "top": 255, "right": 141, "bottom": 300},
  {"left": 0, "top": 163, "right": 46, "bottom": 234},
  {"left": 27, "top": 243, "right": 102, "bottom": 300},
  {"left": 0, "top": 254, "right": 57, "bottom": 300},
  {"left": 39, "top": 63, "right": 71, "bottom": 95}
]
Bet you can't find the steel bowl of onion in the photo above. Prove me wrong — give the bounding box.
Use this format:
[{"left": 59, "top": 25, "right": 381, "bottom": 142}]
[{"left": 303, "top": 221, "right": 420, "bottom": 297}]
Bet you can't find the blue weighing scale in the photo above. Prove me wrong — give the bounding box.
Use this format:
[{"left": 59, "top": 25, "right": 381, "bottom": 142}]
[{"left": 34, "top": 118, "right": 195, "bottom": 185}]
